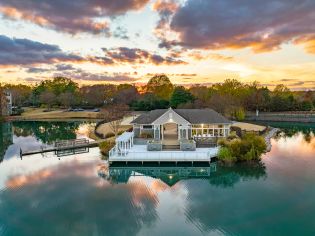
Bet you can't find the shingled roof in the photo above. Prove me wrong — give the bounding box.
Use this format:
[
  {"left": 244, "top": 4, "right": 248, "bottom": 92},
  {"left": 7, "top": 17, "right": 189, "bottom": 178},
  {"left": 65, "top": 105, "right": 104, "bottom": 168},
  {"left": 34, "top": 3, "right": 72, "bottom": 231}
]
[{"left": 131, "top": 108, "right": 231, "bottom": 124}]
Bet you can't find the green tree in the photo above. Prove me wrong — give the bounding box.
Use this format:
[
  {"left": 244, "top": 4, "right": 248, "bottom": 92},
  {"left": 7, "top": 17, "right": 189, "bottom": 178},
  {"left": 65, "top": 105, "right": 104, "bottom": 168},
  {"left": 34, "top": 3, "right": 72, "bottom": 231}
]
[
  {"left": 34, "top": 77, "right": 78, "bottom": 96},
  {"left": 170, "top": 86, "right": 194, "bottom": 108},
  {"left": 130, "top": 94, "right": 169, "bottom": 111},
  {"left": 146, "top": 74, "right": 174, "bottom": 100},
  {"left": 270, "top": 84, "right": 295, "bottom": 111}
]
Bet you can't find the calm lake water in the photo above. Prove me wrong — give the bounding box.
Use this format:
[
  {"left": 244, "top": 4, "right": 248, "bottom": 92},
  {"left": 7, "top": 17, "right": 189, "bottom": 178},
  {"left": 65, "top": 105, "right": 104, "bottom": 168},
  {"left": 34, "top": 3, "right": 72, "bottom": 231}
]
[{"left": 0, "top": 121, "right": 314, "bottom": 236}]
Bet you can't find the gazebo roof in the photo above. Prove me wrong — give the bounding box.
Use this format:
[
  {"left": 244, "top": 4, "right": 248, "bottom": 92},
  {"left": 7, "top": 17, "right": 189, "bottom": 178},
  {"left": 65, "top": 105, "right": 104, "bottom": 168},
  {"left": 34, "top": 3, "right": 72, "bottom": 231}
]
[
  {"left": 116, "top": 132, "right": 133, "bottom": 142},
  {"left": 131, "top": 108, "right": 231, "bottom": 124}
]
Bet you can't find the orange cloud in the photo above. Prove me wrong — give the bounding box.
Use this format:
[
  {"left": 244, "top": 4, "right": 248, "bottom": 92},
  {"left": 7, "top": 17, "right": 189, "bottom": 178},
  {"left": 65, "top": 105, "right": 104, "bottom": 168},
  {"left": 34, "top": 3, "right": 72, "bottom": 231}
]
[
  {"left": 0, "top": 6, "right": 49, "bottom": 26},
  {"left": 294, "top": 36, "right": 315, "bottom": 54},
  {"left": 189, "top": 51, "right": 234, "bottom": 61},
  {"left": 152, "top": 0, "right": 178, "bottom": 13}
]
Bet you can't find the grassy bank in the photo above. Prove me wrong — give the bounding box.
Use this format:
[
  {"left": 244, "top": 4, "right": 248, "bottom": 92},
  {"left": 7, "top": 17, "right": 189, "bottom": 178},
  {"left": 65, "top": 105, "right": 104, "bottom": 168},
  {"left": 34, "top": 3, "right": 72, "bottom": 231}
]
[{"left": 9, "top": 108, "right": 102, "bottom": 121}]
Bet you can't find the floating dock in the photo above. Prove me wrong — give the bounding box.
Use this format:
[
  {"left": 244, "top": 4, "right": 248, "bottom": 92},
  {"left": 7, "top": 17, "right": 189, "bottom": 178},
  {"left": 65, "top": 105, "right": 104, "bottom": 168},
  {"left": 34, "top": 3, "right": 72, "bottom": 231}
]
[{"left": 20, "top": 139, "right": 101, "bottom": 157}]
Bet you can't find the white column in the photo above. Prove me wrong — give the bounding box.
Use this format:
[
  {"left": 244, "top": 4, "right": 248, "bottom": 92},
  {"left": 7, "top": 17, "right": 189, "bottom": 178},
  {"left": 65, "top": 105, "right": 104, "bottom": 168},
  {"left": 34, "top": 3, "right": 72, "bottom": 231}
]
[{"left": 125, "top": 142, "right": 127, "bottom": 156}]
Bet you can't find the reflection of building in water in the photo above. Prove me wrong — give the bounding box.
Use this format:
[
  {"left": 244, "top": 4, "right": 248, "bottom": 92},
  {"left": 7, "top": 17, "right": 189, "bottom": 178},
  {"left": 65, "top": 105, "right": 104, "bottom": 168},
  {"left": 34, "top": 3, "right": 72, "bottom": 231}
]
[
  {"left": 99, "top": 164, "right": 217, "bottom": 187},
  {"left": 0, "top": 122, "right": 13, "bottom": 161}
]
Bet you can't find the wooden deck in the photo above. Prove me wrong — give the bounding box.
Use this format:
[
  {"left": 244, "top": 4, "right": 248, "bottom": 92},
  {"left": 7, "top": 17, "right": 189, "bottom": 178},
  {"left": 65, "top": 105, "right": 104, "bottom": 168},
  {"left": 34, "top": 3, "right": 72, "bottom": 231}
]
[{"left": 109, "top": 145, "right": 219, "bottom": 163}]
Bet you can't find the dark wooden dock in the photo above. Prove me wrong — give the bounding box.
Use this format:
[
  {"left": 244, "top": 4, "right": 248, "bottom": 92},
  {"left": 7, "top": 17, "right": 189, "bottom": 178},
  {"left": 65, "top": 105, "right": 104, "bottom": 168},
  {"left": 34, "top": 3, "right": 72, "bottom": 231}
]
[{"left": 20, "top": 139, "right": 102, "bottom": 157}]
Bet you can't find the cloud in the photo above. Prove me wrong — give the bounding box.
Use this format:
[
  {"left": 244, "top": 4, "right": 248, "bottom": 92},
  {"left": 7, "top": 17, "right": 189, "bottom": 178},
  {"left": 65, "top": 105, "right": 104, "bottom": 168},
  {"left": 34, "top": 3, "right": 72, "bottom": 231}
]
[
  {"left": 55, "top": 64, "right": 76, "bottom": 71},
  {"left": 0, "top": 0, "right": 150, "bottom": 34},
  {"left": 54, "top": 69, "right": 137, "bottom": 83},
  {"left": 152, "top": 0, "right": 179, "bottom": 49},
  {"left": 189, "top": 51, "right": 234, "bottom": 61},
  {"left": 157, "top": 0, "right": 315, "bottom": 53},
  {"left": 112, "top": 26, "right": 129, "bottom": 40},
  {"left": 23, "top": 77, "right": 43, "bottom": 82},
  {"left": 98, "top": 47, "right": 186, "bottom": 65},
  {"left": 146, "top": 73, "right": 197, "bottom": 77},
  {"left": 26, "top": 67, "right": 50, "bottom": 73},
  {"left": 152, "top": 0, "right": 178, "bottom": 30},
  {"left": 0, "top": 35, "right": 83, "bottom": 66}
]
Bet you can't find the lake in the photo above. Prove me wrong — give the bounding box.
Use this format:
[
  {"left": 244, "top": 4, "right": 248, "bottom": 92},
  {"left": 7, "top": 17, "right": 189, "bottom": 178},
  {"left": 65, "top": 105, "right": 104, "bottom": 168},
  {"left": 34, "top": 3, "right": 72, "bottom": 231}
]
[{"left": 0, "top": 121, "right": 314, "bottom": 236}]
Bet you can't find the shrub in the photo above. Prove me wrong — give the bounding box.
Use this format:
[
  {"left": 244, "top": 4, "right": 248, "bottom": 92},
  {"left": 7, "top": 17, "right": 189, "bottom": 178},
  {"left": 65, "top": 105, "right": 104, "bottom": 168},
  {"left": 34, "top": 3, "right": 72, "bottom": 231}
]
[
  {"left": 218, "top": 147, "right": 236, "bottom": 164},
  {"left": 243, "top": 133, "right": 267, "bottom": 155},
  {"left": 217, "top": 138, "right": 229, "bottom": 147},
  {"left": 217, "top": 133, "right": 267, "bottom": 163},
  {"left": 99, "top": 140, "right": 115, "bottom": 158},
  {"left": 227, "top": 131, "right": 239, "bottom": 140},
  {"left": 40, "top": 104, "right": 47, "bottom": 108},
  {"left": 234, "top": 107, "right": 245, "bottom": 121},
  {"left": 243, "top": 146, "right": 259, "bottom": 161}
]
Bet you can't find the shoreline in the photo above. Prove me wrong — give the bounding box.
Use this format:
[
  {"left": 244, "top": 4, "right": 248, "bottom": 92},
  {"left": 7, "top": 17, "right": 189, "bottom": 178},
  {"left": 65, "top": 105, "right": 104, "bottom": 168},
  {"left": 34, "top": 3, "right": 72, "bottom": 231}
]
[
  {"left": 6, "top": 117, "right": 102, "bottom": 122},
  {"left": 245, "top": 112, "right": 315, "bottom": 123},
  {"left": 265, "top": 128, "right": 280, "bottom": 152},
  {"left": 5, "top": 108, "right": 103, "bottom": 122}
]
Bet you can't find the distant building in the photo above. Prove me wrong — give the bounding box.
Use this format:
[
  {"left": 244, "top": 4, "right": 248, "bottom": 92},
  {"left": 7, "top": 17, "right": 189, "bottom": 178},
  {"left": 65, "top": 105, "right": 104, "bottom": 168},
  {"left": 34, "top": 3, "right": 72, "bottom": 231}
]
[{"left": 0, "top": 90, "right": 12, "bottom": 116}]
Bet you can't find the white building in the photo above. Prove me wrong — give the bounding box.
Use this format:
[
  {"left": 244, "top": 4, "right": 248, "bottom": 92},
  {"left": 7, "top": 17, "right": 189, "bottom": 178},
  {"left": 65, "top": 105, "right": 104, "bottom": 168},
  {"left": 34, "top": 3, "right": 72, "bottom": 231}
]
[{"left": 109, "top": 108, "right": 231, "bottom": 163}]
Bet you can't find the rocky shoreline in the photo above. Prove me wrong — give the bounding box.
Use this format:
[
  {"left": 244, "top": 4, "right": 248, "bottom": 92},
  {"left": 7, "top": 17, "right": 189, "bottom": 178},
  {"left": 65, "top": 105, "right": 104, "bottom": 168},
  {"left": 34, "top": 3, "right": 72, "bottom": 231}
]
[{"left": 265, "top": 128, "right": 280, "bottom": 152}]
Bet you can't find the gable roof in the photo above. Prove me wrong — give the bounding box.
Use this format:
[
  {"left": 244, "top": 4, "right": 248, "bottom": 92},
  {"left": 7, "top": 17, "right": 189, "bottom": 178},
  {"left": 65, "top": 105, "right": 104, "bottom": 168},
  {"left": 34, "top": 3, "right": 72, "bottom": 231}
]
[
  {"left": 152, "top": 108, "right": 190, "bottom": 125},
  {"left": 175, "top": 109, "right": 231, "bottom": 124},
  {"left": 131, "top": 108, "right": 231, "bottom": 124},
  {"left": 131, "top": 109, "right": 167, "bottom": 124}
]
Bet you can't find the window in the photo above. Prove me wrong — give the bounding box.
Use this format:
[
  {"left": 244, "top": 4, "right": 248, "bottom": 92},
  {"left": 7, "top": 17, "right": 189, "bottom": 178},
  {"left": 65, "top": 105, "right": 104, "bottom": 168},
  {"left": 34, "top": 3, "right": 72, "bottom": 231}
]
[{"left": 142, "top": 125, "right": 153, "bottom": 129}]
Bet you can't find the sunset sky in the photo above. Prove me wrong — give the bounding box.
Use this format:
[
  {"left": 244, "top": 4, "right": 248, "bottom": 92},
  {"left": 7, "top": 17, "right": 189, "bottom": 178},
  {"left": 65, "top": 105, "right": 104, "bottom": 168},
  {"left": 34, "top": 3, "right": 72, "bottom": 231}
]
[{"left": 0, "top": 0, "right": 314, "bottom": 90}]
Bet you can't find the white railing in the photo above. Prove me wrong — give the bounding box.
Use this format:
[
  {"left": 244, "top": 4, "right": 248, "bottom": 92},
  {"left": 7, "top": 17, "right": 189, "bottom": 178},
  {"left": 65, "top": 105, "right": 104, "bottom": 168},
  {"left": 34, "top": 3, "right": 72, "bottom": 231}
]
[
  {"left": 109, "top": 146, "right": 117, "bottom": 158},
  {"left": 109, "top": 147, "right": 219, "bottom": 162}
]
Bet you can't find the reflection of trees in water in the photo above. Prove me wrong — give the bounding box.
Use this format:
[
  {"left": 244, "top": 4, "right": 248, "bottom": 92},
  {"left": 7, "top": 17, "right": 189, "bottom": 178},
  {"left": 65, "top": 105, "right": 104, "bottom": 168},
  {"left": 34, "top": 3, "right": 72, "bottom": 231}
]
[
  {"left": 0, "top": 123, "right": 13, "bottom": 161},
  {"left": 183, "top": 162, "right": 268, "bottom": 235},
  {"left": 209, "top": 162, "right": 267, "bottom": 188},
  {"left": 0, "top": 161, "right": 158, "bottom": 236},
  {"left": 255, "top": 121, "right": 314, "bottom": 142},
  {"left": 13, "top": 121, "right": 80, "bottom": 144},
  {"left": 275, "top": 131, "right": 314, "bottom": 144}
]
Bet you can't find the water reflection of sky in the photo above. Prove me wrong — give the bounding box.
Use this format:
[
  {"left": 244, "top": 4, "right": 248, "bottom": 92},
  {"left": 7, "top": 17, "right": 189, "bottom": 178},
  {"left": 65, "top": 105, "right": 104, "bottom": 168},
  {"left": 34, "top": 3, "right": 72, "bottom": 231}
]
[{"left": 1, "top": 124, "right": 315, "bottom": 235}]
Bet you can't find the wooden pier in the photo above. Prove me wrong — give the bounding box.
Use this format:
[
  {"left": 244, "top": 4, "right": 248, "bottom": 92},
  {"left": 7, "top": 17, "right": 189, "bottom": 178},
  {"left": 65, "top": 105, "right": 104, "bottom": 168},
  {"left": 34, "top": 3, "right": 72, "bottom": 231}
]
[{"left": 20, "top": 138, "right": 102, "bottom": 157}]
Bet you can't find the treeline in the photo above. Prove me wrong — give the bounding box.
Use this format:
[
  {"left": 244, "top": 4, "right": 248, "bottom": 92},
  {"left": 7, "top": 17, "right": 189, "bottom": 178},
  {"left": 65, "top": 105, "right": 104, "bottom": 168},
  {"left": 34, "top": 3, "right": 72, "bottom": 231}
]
[{"left": 2, "top": 75, "right": 315, "bottom": 117}]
